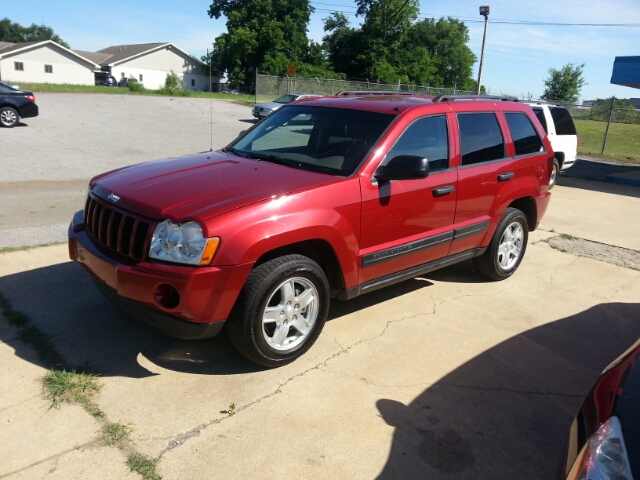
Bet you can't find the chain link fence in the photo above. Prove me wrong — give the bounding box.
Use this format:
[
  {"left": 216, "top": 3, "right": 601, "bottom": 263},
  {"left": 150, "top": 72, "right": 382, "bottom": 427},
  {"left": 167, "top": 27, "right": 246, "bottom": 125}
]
[{"left": 255, "top": 73, "right": 473, "bottom": 104}]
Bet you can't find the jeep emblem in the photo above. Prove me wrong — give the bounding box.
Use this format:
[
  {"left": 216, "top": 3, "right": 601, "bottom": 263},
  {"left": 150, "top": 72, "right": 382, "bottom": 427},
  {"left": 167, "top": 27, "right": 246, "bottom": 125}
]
[{"left": 107, "top": 193, "right": 120, "bottom": 202}]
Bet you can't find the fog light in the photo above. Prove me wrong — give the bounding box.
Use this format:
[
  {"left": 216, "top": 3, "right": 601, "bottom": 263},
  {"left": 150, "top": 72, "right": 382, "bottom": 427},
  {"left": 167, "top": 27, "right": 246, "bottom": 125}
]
[{"left": 154, "top": 283, "right": 180, "bottom": 309}]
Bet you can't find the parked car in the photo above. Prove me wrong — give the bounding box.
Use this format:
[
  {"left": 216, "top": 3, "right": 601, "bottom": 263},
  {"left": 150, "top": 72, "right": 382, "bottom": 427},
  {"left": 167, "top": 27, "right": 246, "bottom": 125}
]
[
  {"left": 68, "top": 93, "right": 554, "bottom": 367},
  {"left": 252, "top": 93, "right": 322, "bottom": 119},
  {"left": 118, "top": 78, "right": 129, "bottom": 88},
  {"left": 0, "top": 81, "right": 38, "bottom": 128},
  {"left": 559, "top": 337, "right": 640, "bottom": 479},
  {"left": 526, "top": 102, "right": 578, "bottom": 188},
  {"left": 103, "top": 76, "right": 118, "bottom": 87}
]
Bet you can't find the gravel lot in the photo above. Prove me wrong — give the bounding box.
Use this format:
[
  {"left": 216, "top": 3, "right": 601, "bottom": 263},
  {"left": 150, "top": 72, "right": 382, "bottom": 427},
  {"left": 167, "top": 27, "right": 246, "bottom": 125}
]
[{"left": 0, "top": 93, "right": 252, "bottom": 248}]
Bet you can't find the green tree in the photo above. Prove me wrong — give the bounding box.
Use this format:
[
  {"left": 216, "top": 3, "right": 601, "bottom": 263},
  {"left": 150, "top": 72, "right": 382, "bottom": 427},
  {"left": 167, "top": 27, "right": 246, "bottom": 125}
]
[
  {"left": 542, "top": 63, "right": 586, "bottom": 103},
  {"left": 207, "top": 0, "right": 329, "bottom": 85},
  {"left": 0, "top": 18, "right": 70, "bottom": 48}
]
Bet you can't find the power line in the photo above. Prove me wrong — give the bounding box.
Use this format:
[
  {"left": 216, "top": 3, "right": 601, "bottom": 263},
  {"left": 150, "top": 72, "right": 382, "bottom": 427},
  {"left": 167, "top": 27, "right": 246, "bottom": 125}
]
[{"left": 310, "top": 1, "right": 640, "bottom": 27}]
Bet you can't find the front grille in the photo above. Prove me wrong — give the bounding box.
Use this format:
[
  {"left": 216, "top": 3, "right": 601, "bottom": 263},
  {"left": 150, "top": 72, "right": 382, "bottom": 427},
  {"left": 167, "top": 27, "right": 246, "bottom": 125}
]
[{"left": 84, "top": 195, "right": 153, "bottom": 261}]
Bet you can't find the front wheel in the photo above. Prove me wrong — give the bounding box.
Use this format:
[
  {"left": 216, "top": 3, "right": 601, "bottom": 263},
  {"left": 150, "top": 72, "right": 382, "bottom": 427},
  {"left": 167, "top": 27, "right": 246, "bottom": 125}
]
[
  {"left": 0, "top": 107, "right": 18, "bottom": 128},
  {"left": 473, "top": 208, "right": 528, "bottom": 281},
  {"left": 226, "top": 255, "right": 330, "bottom": 368}
]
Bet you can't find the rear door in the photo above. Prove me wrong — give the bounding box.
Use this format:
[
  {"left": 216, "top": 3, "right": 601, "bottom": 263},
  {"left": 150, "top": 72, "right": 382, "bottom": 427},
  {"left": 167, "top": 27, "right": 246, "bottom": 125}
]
[{"left": 449, "top": 111, "right": 519, "bottom": 256}]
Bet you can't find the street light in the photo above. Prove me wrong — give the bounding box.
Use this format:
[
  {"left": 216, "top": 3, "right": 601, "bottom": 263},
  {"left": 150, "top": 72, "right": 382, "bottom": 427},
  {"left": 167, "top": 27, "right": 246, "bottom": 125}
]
[{"left": 476, "top": 5, "right": 490, "bottom": 95}]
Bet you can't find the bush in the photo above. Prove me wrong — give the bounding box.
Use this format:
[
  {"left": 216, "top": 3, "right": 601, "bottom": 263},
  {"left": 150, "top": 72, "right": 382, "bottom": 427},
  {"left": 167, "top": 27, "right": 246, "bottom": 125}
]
[
  {"left": 127, "top": 77, "right": 145, "bottom": 93},
  {"left": 165, "top": 71, "right": 182, "bottom": 89}
]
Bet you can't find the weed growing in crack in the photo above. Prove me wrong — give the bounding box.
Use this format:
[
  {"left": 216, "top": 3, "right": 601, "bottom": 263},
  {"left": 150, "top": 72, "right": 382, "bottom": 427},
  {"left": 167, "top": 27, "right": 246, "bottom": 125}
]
[
  {"left": 127, "top": 453, "right": 162, "bottom": 480},
  {"left": 41, "top": 369, "right": 103, "bottom": 415},
  {"left": 98, "top": 422, "right": 132, "bottom": 447},
  {"left": 560, "top": 233, "right": 576, "bottom": 241},
  {"left": 228, "top": 403, "right": 237, "bottom": 415}
]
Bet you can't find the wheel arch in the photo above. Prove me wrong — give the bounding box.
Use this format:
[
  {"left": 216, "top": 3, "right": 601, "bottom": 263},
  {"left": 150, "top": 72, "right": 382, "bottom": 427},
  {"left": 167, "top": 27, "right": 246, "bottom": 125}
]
[{"left": 508, "top": 197, "right": 537, "bottom": 231}]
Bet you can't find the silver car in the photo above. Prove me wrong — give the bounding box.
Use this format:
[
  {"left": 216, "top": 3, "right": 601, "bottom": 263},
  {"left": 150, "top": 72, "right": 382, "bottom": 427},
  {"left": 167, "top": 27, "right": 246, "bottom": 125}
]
[{"left": 252, "top": 93, "right": 321, "bottom": 119}]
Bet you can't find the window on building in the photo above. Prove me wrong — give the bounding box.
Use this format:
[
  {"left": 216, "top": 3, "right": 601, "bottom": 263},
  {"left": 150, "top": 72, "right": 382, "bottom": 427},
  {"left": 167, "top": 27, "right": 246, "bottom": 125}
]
[
  {"left": 139, "top": 74, "right": 143, "bottom": 82},
  {"left": 384, "top": 115, "right": 450, "bottom": 171},
  {"left": 458, "top": 113, "right": 506, "bottom": 166},
  {"left": 191, "top": 79, "right": 195, "bottom": 87},
  {"left": 14, "top": 62, "right": 24, "bottom": 71},
  {"left": 121, "top": 72, "right": 125, "bottom": 79},
  {"left": 505, "top": 113, "right": 544, "bottom": 156},
  {"left": 45, "top": 65, "right": 53, "bottom": 73}
]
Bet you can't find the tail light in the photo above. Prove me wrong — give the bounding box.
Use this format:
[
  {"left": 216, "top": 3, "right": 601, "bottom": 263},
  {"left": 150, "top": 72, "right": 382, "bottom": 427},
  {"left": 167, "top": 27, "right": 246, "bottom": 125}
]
[{"left": 26, "top": 95, "right": 35, "bottom": 102}]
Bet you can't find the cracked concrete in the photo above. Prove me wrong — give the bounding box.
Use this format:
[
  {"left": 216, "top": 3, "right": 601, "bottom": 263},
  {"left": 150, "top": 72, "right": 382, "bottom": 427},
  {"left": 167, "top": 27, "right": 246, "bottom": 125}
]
[{"left": 1, "top": 179, "right": 640, "bottom": 478}]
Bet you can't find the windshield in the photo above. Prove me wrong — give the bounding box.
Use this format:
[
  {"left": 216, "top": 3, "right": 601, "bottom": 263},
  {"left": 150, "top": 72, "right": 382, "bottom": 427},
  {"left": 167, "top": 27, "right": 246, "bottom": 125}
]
[
  {"left": 229, "top": 105, "right": 396, "bottom": 176},
  {"left": 274, "top": 94, "right": 300, "bottom": 104}
]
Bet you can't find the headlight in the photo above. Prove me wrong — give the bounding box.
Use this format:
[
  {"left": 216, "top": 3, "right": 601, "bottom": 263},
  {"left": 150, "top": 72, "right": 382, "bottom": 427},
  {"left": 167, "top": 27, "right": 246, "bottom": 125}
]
[
  {"left": 149, "top": 220, "right": 219, "bottom": 266},
  {"left": 566, "top": 416, "right": 633, "bottom": 480}
]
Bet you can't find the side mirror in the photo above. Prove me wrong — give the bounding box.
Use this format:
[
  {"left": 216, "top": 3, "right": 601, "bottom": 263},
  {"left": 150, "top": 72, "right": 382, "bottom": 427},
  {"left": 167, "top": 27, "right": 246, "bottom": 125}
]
[{"left": 374, "top": 155, "right": 429, "bottom": 182}]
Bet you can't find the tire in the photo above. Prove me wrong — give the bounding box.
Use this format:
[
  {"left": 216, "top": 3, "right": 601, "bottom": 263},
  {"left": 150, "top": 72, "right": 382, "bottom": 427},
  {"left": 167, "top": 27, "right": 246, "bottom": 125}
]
[
  {"left": 473, "top": 208, "right": 528, "bottom": 281},
  {"left": 0, "top": 107, "right": 19, "bottom": 128},
  {"left": 226, "top": 254, "right": 330, "bottom": 368},
  {"left": 549, "top": 158, "right": 560, "bottom": 189}
]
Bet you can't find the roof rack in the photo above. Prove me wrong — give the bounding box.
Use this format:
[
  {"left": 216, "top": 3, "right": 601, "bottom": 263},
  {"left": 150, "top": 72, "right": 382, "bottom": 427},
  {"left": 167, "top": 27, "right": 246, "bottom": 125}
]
[
  {"left": 336, "top": 90, "right": 427, "bottom": 96},
  {"left": 432, "top": 94, "right": 519, "bottom": 103}
]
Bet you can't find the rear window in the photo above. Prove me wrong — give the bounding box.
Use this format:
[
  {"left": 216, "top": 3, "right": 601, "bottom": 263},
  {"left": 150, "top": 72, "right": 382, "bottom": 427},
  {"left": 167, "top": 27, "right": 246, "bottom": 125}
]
[
  {"left": 549, "top": 107, "right": 577, "bottom": 136},
  {"left": 505, "top": 113, "right": 545, "bottom": 156},
  {"left": 457, "top": 113, "right": 506, "bottom": 166},
  {"left": 532, "top": 107, "right": 548, "bottom": 134}
]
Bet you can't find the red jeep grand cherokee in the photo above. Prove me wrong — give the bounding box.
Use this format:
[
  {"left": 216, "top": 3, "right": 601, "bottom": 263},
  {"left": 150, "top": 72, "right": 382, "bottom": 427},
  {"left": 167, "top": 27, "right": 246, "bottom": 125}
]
[{"left": 68, "top": 94, "right": 553, "bottom": 367}]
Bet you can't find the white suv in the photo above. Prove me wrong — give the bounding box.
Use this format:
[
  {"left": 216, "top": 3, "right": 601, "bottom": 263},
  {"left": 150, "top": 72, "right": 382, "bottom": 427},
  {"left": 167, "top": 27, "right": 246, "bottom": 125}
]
[{"left": 526, "top": 103, "right": 578, "bottom": 188}]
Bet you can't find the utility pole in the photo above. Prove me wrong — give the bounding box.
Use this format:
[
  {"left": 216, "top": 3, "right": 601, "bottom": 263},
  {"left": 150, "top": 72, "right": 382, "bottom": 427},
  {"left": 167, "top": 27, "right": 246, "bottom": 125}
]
[{"left": 476, "top": 6, "right": 490, "bottom": 95}]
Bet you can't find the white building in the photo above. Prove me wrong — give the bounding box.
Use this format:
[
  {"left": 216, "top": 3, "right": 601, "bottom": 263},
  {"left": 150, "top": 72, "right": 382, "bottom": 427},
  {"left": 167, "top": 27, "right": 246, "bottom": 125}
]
[
  {"left": 0, "top": 40, "right": 219, "bottom": 91},
  {"left": 96, "top": 42, "right": 212, "bottom": 91},
  {"left": 0, "top": 40, "right": 98, "bottom": 85}
]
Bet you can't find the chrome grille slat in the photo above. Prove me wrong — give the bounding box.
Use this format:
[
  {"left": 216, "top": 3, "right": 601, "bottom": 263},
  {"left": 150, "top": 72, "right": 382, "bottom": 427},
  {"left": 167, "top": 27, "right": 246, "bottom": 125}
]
[{"left": 84, "top": 195, "right": 153, "bottom": 262}]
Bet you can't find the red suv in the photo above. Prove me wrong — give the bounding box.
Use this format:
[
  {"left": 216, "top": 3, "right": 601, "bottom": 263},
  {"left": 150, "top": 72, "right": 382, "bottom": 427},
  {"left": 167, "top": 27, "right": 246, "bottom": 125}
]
[{"left": 68, "top": 94, "right": 553, "bottom": 367}]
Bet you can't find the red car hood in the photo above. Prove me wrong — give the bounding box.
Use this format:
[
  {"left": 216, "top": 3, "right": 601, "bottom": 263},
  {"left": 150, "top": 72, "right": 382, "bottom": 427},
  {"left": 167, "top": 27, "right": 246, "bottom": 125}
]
[{"left": 90, "top": 151, "right": 336, "bottom": 222}]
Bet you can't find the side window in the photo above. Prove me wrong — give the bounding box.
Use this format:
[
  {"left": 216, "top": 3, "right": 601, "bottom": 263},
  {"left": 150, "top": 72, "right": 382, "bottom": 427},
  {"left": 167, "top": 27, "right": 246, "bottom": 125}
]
[
  {"left": 505, "top": 113, "right": 545, "bottom": 156},
  {"left": 549, "top": 107, "right": 577, "bottom": 135},
  {"left": 532, "top": 107, "right": 548, "bottom": 133},
  {"left": 458, "top": 113, "right": 505, "bottom": 166},
  {"left": 385, "top": 115, "right": 449, "bottom": 171}
]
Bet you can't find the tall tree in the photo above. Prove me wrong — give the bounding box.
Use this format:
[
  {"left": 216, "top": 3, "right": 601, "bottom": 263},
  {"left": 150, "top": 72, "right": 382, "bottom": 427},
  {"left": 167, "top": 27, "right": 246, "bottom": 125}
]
[
  {"left": 0, "top": 18, "right": 70, "bottom": 48},
  {"left": 542, "top": 63, "right": 586, "bottom": 103},
  {"left": 207, "top": 0, "right": 320, "bottom": 85}
]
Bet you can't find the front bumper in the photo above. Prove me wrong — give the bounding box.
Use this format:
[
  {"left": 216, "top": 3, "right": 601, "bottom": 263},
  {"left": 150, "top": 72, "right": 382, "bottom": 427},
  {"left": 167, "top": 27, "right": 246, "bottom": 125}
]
[{"left": 68, "top": 210, "right": 252, "bottom": 339}]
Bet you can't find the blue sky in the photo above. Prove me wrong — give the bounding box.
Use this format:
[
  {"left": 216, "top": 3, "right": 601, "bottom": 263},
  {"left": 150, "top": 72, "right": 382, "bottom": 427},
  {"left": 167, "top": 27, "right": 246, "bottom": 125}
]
[{"left": 4, "top": 0, "right": 640, "bottom": 101}]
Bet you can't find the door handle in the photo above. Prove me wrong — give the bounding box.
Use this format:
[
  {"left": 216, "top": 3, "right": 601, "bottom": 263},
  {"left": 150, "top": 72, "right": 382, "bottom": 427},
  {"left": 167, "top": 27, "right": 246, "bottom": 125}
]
[
  {"left": 497, "top": 172, "right": 515, "bottom": 182},
  {"left": 432, "top": 185, "right": 455, "bottom": 197}
]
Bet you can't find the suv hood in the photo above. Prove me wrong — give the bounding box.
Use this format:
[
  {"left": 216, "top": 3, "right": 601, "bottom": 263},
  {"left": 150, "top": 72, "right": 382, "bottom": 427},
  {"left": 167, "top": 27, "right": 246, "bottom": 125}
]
[{"left": 90, "top": 151, "right": 335, "bottom": 222}]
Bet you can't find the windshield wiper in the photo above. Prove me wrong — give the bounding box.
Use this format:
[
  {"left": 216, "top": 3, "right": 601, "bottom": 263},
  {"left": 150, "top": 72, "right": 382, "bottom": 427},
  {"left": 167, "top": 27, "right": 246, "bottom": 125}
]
[
  {"left": 222, "top": 146, "right": 250, "bottom": 158},
  {"left": 246, "top": 152, "right": 299, "bottom": 168}
]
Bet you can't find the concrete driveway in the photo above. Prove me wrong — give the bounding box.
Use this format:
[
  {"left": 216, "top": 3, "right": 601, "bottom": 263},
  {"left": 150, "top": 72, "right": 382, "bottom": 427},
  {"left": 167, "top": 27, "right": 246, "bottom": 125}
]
[{"left": 1, "top": 94, "right": 640, "bottom": 479}]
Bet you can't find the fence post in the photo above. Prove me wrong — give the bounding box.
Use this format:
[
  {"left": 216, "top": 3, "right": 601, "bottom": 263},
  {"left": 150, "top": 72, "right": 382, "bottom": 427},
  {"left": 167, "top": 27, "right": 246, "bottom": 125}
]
[{"left": 601, "top": 97, "right": 615, "bottom": 155}]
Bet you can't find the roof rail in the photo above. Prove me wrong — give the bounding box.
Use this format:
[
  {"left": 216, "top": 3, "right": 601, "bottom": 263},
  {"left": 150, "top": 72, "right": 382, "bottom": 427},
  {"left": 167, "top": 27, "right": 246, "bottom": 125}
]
[
  {"left": 432, "top": 94, "right": 519, "bottom": 103},
  {"left": 336, "top": 90, "right": 427, "bottom": 96}
]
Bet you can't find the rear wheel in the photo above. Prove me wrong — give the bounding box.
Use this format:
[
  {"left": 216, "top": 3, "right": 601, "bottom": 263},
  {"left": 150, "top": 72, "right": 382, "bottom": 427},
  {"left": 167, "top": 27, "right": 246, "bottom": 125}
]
[
  {"left": 226, "top": 255, "right": 329, "bottom": 368},
  {"left": 0, "top": 107, "right": 18, "bottom": 128},
  {"left": 473, "top": 208, "right": 528, "bottom": 281}
]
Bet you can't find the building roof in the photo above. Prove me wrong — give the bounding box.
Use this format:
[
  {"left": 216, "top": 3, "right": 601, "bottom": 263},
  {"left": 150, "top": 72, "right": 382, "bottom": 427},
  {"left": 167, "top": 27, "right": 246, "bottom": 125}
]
[
  {"left": 0, "top": 40, "right": 100, "bottom": 68},
  {"left": 611, "top": 56, "right": 640, "bottom": 89},
  {"left": 0, "top": 40, "right": 45, "bottom": 55},
  {"left": 96, "top": 42, "right": 171, "bottom": 65},
  {"left": 72, "top": 50, "right": 112, "bottom": 65}
]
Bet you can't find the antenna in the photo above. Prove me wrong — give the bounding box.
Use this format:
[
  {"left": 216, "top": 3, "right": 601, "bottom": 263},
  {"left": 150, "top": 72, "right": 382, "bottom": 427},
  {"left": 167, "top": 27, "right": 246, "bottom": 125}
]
[{"left": 209, "top": 48, "right": 213, "bottom": 152}]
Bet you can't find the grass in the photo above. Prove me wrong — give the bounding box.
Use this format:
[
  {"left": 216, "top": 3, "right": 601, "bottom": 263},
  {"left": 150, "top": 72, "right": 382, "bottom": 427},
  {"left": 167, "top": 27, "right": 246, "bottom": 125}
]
[
  {"left": 127, "top": 453, "right": 162, "bottom": 480},
  {"left": 98, "top": 422, "right": 132, "bottom": 447},
  {"left": 0, "top": 241, "right": 65, "bottom": 254},
  {"left": 574, "top": 119, "right": 640, "bottom": 163},
  {"left": 14, "top": 81, "right": 255, "bottom": 105},
  {"left": 41, "top": 369, "right": 103, "bottom": 417}
]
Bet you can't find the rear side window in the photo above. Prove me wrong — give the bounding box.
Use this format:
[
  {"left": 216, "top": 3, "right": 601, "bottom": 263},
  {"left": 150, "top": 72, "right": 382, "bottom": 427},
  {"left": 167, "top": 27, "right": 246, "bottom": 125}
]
[
  {"left": 549, "top": 107, "right": 577, "bottom": 135},
  {"left": 505, "top": 113, "right": 545, "bottom": 156},
  {"left": 385, "top": 115, "right": 449, "bottom": 171},
  {"left": 458, "top": 113, "right": 505, "bottom": 166},
  {"left": 532, "top": 107, "right": 548, "bottom": 133}
]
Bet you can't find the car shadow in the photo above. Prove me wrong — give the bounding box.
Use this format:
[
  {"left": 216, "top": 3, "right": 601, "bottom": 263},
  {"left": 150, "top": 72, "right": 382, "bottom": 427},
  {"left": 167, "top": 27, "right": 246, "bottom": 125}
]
[
  {"left": 0, "top": 260, "right": 435, "bottom": 377},
  {"left": 375, "top": 302, "right": 640, "bottom": 480}
]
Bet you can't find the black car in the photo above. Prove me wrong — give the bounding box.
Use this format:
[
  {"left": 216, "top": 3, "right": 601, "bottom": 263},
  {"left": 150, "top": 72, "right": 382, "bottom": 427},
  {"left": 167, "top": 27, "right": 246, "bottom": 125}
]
[
  {"left": 0, "top": 81, "right": 38, "bottom": 128},
  {"left": 103, "top": 76, "right": 118, "bottom": 87},
  {"left": 560, "top": 338, "right": 640, "bottom": 479},
  {"left": 117, "top": 78, "right": 129, "bottom": 88}
]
